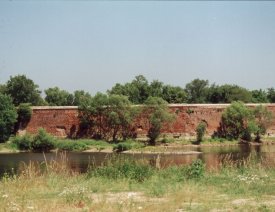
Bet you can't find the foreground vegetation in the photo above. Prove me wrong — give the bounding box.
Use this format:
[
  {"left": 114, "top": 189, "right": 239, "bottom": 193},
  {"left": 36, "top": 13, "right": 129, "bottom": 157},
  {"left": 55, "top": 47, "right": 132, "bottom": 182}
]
[{"left": 1, "top": 155, "right": 275, "bottom": 211}]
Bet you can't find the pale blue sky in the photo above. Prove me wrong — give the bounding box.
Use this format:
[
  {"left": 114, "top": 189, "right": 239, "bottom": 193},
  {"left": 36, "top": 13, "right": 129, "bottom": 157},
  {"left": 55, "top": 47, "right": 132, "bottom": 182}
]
[{"left": 0, "top": 1, "right": 275, "bottom": 94}]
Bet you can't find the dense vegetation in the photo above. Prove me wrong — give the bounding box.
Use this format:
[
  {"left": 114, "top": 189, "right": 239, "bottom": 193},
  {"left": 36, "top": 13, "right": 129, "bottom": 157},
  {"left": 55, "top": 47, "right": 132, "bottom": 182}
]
[{"left": 1, "top": 74, "right": 275, "bottom": 107}]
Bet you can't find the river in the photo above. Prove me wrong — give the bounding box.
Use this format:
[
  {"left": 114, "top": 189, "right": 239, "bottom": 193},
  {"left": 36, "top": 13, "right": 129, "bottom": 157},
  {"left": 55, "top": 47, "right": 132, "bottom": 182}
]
[{"left": 1, "top": 144, "right": 275, "bottom": 176}]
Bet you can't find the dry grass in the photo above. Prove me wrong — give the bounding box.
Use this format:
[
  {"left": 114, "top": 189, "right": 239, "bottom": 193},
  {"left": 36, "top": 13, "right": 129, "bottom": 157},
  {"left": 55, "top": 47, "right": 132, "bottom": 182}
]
[{"left": 1, "top": 154, "right": 275, "bottom": 211}]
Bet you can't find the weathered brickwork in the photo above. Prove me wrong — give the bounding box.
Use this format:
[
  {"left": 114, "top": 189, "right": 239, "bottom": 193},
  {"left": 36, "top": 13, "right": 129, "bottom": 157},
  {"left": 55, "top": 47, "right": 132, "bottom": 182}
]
[{"left": 21, "top": 104, "right": 275, "bottom": 138}]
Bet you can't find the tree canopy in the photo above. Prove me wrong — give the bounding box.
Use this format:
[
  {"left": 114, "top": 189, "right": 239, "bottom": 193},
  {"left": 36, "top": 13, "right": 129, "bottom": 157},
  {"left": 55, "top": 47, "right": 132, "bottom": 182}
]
[{"left": 4, "top": 75, "right": 44, "bottom": 106}]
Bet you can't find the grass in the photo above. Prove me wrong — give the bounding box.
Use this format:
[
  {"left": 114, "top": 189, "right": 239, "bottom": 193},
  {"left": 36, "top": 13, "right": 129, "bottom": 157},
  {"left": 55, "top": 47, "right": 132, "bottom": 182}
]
[{"left": 1, "top": 154, "right": 275, "bottom": 211}]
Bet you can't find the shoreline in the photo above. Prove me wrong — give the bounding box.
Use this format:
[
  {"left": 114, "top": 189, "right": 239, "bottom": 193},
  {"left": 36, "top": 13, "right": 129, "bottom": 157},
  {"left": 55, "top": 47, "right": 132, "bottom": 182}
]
[{"left": 1, "top": 140, "right": 275, "bottom": 154}]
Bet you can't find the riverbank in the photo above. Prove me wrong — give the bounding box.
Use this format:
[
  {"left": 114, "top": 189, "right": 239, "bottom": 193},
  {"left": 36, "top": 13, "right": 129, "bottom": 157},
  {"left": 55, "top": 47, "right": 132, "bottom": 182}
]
[
  {"left": 1, "top": 156, "right": 275, "bottom": 211},
  {"left": 1, "top": 137, "right": 275, "bottom": 154}
]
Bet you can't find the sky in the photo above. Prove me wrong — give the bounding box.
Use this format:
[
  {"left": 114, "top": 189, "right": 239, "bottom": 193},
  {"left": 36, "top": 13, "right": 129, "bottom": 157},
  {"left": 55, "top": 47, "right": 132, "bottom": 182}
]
[{"left": 0, "top": 1, "right": 275, "bottom": 95}]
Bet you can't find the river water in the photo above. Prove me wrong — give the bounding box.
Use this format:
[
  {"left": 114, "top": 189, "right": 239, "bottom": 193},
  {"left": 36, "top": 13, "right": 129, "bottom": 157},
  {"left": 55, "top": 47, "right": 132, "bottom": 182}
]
[{"left": 1, "top": 144, "right": 275, "bottom": 176}]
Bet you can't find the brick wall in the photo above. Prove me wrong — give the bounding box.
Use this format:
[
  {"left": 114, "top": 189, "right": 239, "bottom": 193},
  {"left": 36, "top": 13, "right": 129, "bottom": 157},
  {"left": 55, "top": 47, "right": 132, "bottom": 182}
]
[{"left": 20, "top": 104, "right": 275, "bottom": 138}]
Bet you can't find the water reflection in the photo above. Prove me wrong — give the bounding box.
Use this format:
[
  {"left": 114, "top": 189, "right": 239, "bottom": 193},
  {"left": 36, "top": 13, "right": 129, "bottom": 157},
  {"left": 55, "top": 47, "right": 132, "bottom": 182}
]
[{"left": 1, "top": 144, "right": 275, "bottom": 176}]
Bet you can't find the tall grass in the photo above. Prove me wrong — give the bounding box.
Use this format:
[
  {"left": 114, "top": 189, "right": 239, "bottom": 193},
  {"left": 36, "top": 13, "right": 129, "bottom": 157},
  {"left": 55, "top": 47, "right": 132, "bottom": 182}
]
[{"left": 1, "top": 153, "right": 275, "bottom": 211}]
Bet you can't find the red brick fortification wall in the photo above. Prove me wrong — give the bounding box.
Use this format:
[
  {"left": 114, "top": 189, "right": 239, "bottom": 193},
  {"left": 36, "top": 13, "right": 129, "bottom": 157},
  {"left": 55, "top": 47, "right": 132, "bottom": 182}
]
[
  {"left": 21, "top": 104, "right": 275, "bottom": 138},
  {"left": 20, "top": 106, "right": 79, "bottom": 138}
]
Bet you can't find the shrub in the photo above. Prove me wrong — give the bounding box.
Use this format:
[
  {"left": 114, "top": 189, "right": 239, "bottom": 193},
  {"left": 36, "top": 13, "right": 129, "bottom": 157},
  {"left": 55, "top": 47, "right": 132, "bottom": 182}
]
[
  {"left": 0, "top": 94, "right": 18, "bottom": 142},
  {"left": 196, "top": 122, "right": 207, "bottom": 143},
  {"left": 187, "top": 159, "right": 205, "bottom": 179},
  {"left": 31, "top": 128, "right": 55, "bottom": 152},
  {"left": 17, "top": 103, "right": 32, "bottom": 127},
  {"left": 55, "top": 140, "right": 89, "bottom": 151},
  {"left": 12, "top": 134, "right": 33, "bottom": 150},
  {"left": 113, "top": 142, "right": 132, "bottom": 152},
  {"left": 216, "top": 101, "right": 254, "bottom": 140},
  {"left": 144, "top": 97, "right": 175, "bottom": 145},
  {"left": 89, "top": 156, "right": 154, "bottom": 182}
]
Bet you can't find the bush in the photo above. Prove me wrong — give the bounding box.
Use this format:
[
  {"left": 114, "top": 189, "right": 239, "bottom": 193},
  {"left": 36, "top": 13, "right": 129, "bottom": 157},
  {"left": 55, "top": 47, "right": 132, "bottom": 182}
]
[
  {"left": 113, "top": 140, "right": 144, "bottom": 152},
  {"left": 55, "top": 140, "right": 89, "bottom": 151},
  {"left": 31, "top": 128, "right": 55, "bottom": 152},
  {"left": 216, "top": 101, "right": 254, "bottom": 140},
  {"left": 0, "top": 94, "right": 18, "bottom": 142},
  {"left": 187, "top": 159, "right": 205, "bottom": 179},
  {"left": 12, "top": 134, "right": 33, "bottom": 150},
  {"left": 17, "top": 103, "right": 32, "bottom": 127},
  {"left": 196, "top": 122, "right": 207, "bottom": 143},
  {"left": 89, "top": 156, "right": 154, "bottom": 182}
]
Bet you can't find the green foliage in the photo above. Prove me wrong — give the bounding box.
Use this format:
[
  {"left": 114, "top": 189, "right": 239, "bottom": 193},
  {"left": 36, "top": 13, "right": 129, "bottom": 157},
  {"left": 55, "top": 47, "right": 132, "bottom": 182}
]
[
  {"left": 144, "top": 97, "right": 175, "bottom": 145},
  {"left": 45, "top": 87, "right": 74, "bottom": 106},
  {"left": 185, "top": 79, "right": 209, "bottom": 103},
  {"left": 12, "top": 133, "right": 33, "bottom": 150},
  {"left": 108, "top": 75, "right": 186, "bottom": 104},
  {"left": 196, "top": 122, "right": 207, "bottom": 143},
  {"left": 253, "top": 105, "right": 273, "bottom": 142},
  {"left": 216, "top": 102, "right": 254, "bottom": 140},
  {"left": 0, "top": 94, "right": 18, "bottom": 142},
  {"left": 73, "top": 90, "right": 92, "bottom": 106},
  {"left": 16, "top": 103, "right": 32, "bottom": 128},
  {"left": 207, "top": 84, "right": 252, "bottom": 103},
  {"left": 5, "top": 75, "right": 43, "bottom": 106},
  {"left": 79, "top": 93, "right": 139, "bottom": 141},
  {"left": 31, "top": 128, "right": 55, "bottom": 152},
  {"left": 88, "top": 156, "right": 154, "bottom": 182},
  {"left": 251, "top": 89, "right": 269, "bottom": 103},
  {"left": 267, "top": 87, "right": 275, "bottom": 103},
  {"left": 113, "top": 140, "right": 144, "bottom": 152},
  {"left": 187, "top": 159, "right": 205, "bottom": 179},
  {"left": 54, "top": 140, "right": 89, "bottom": 151},
  {"left": 216, "top": 102, "right": 272, "bottom": 142}
]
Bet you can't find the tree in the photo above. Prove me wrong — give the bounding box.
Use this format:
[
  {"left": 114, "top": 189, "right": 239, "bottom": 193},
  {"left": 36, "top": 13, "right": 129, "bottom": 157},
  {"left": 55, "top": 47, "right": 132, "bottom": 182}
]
[
  {"left": 253, "top": 105, "right": 272, "bottom": 142},
  {"left": 106, "top": 95, "right": 139, "bottom": 141},
  {"left": 267, "top": 88, "right": 275, "bottom": 103},
  {"left": 251, "top": 89, "right": 269, "bottom": 103},
  {"left": 207, "top": 84, "right": 252, "bottom": 103},
  {"left": 79, "top": 93, "right": 139, "bottom": 141},
  {"left": 0, "top": 84, "right": 6, "bottom": 94},
  {"left": 185, "top": 79, "right": 209, "bottom": 103},
  {"left": 73, "top": 90, "right": 92, "bottom": 106},
  {"left": 15, "top": 103, "right": 32, "bottom": 131},
  {"left": 5, "top": 75, "right": 43, "bottom": 106},
  {"left": 144, "top": 97, "right": 175, "bottom": 145},
  {"left": 45, "top": 87, "right": 74, "bottom": 106},
  {"left": 196, "top": 122, "right": 207, "bottom": 143},
  {"left": 149, "top": 80, "right": 164, "bottom": 98},
  {"left": 0, "top": 94, "right": 18, "bottom": 142},
  {"left": 162, "top": 85, "right": 187, "bottom": 103},
  {"left": 216, "top": 101, "right": 254, "bottom": 140},
  {"left": 108, "top": 75, "right": 150, "bottom": 104}
]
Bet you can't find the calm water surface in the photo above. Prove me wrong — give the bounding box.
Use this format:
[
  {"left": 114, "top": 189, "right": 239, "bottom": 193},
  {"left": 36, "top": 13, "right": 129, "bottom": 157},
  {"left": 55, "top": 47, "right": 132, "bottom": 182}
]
[{"left": 1, "top": 144, "right": 275, "bottom": 176}]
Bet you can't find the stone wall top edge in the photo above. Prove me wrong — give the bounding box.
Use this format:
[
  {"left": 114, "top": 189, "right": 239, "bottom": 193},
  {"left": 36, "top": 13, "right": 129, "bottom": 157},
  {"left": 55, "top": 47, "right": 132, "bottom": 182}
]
[
  {"left": 31, "top": 106, "right": 79, "bottom": 110},
  {"left": 31, "top": 103, "right": 275, "bottom": 110}
]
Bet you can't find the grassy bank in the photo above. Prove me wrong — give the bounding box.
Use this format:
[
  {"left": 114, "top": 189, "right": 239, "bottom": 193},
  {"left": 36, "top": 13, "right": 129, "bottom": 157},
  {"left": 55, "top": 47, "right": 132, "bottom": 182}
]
[{"left": 1, "top": 155, "right": 275, "bottom": 211}]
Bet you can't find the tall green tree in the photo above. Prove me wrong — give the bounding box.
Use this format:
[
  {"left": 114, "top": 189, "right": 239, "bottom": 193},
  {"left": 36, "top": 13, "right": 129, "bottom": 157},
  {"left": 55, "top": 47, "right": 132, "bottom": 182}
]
[
  {"left": 0, "top": 94, "right": 18, "bottom": 142},
  {"left": 79, "top": 93, "right": 139, "bottom": 141},
  {"left": 144, "top": 97, "right": 175, "bottom": 145},
  {"left": 45, "top": 87, "right": 74, "bottom": 106},
  {"left": 73, "top": 90, "right": 92, "bottom": 106},
  {"left": 185, "top": 79, "right": 209, "bottom": 103},
  {"left": 5, "top": 75, "right": 43, "bottom": 106},
  {"left": 251, "top": 89, "right": 269, "bottom": 103},
  {"left": 216, "top": 101, "right": 254, "bottom": 140},
  {"left": 207, "top": 84, "right": 252, "bottom": 103},
  {"left": 162, "top": 85, "right": 186, "bottom": 103},
  {"left": 267, "top": 88, "right": 275, "bottom": 103},
  {"left": 253, "top": 105, "right": 272, "bottom": 142}
]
